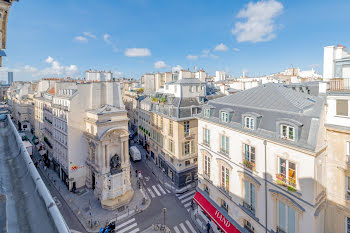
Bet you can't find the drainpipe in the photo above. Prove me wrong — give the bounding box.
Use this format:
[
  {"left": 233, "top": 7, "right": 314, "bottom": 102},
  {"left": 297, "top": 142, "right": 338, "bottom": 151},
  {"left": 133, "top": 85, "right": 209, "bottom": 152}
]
[{"left": 264, "top": 140, "right": 268, "bottom": 233}]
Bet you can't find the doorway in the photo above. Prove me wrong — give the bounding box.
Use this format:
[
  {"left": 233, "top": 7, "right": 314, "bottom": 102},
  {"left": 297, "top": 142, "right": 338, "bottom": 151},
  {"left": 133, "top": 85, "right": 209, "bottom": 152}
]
[{"left": 92, "top": 172, "right": 95, "bottom": 190}]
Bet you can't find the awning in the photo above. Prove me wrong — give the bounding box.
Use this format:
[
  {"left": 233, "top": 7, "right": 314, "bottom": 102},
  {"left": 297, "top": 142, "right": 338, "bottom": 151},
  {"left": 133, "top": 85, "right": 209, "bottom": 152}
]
[{"left": 193, "top": 192, "right": 241, "bottom": 233}]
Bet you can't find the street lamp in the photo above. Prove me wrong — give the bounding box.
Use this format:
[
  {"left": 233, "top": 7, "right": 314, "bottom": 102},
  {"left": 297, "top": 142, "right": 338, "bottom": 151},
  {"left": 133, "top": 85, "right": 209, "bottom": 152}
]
[{"left": 162, "top": 208, "right": 167, "bottom": 230}]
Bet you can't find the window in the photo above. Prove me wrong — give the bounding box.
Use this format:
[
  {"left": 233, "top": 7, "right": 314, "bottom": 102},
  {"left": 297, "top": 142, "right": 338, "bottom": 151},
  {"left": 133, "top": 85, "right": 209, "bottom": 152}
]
[
  {"left": 184, "top": 121, "right": 190, "bottom": 136},
  {"left": 244, "top": 220, "right": 255, "bottom": 233},
  {"left": 221, "top": 199, "right": 228, "bottom": 212},
  {"left": 278, "top": 158, "right": 296, "bottom": 188},
  {"left": 221, "top": 111, "right": 229, "bottom": 123},
  {"left": 185, "top": 160, "right": 190, "bottom": 166},
  {"left": 203, "top": 128, "right": 210, "bottom": 146},
  {"left": 189, "top": 86, "right": 194, "bottom": 92},
  {"left": 204, "top": 108, "right": 210, "bottom": 118},
  {"left": 346, "top": 176, "right": 350, "bottom": 196},
  {"left": 169, "top": 120, "right": 173, "bottom": 136},
  {"left": 204, "top": 154, "right": 211, "bottom": 177},
  {"left": 183, "top": 141, "right": 190, "bottom": 155},
  {"left": 277, "top": 201, "right": 296, "bottom": 233},
  {"left": 160, "top": 117, "right": 163, "bottom": 129},
  {"left": 169, "top": 139, "right": 174, "bottom": 153},
  {"left": 281, "top": 125, "right": 295, "bottom": 141},
  {"left": 221, "top": 166, "right": 229, "bottom": 191},
  {"left": 244, "top": 116, "right": 255, "bottom": 130},
  {"left": 185, "top": 173, "right": 192, "bottom": 183},
  {"left": 346, "top": 217, "right": 350, "bottom": 233},
  {"left": 243, "top": 181, "right": 256, "bottom": 214},
  {"left": 220, "top": 135, "right": 229, "bottom": 154},
  {"left": 243, "top": 144, "right": 255, "bottom": 170},
  {"left": 336, "top": 99, "right": 348, "bottom": 116}
]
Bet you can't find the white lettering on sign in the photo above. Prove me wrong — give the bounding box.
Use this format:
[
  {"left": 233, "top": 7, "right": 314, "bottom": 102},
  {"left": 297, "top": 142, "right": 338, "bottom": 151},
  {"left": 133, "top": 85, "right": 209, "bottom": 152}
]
[{"left": 215, "top": 210, "right": 231, "bottom": 228}]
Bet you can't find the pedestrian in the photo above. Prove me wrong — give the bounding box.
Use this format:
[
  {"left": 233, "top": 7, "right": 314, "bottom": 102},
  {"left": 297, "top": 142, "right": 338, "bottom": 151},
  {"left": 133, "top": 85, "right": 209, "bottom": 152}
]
[
  {"left": 206, "top": 221, "right": 211, "bottom": 233},
  {"left": 135, "top": 169, "right": 138, "bottom": 177}
]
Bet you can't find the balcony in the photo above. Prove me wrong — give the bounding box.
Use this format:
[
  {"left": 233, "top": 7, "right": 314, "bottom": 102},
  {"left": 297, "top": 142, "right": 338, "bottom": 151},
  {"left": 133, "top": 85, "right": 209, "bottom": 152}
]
[
  {"left": 329, "top": 78, "right": 350, "bottom": 91},
  {"left": 276, "top": 173, "right": 296, "bottom": 192},
  {"left": 243, "top": 159, "right": 256, "bottom": 171}
]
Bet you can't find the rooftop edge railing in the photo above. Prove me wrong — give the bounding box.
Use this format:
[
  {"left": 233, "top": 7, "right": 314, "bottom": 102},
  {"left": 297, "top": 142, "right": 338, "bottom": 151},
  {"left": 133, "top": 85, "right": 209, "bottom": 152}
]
[{"left": 6, "top": 114, "right": 71, "bottom": 233}]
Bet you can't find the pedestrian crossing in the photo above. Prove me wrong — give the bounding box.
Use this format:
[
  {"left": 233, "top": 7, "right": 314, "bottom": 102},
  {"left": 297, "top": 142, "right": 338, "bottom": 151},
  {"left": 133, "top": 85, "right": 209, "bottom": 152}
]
[
  {"left": 173, "top": 220, "right": 197, "bottom": 233},
  {"left": 115, "top": 217, "right": 139, "bottom": 233},
  {"left": 145, "top": 184, "right": 171, "bottom": 198},
  {"left": 176, "top": 189, "right": 196, "bottom": 212}
]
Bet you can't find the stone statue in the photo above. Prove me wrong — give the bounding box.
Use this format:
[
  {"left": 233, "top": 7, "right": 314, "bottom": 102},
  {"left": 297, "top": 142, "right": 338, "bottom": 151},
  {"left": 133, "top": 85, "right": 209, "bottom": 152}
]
[{"left": 110, "top": 154, "right": 121, "bottom": 175}]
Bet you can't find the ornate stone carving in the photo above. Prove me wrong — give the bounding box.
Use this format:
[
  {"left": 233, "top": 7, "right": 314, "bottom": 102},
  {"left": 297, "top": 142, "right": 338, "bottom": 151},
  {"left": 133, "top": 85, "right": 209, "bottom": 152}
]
[{"left": 110, "top": 153, "right": 121, "bottom": 175}]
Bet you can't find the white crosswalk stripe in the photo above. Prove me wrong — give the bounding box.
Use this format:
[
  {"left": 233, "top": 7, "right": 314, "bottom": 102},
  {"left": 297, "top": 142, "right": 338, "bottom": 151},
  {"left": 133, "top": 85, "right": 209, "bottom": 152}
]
[
  {"left": 147, "top": 188, "right": 155, "bottom": 198},
  {"left": 184, "top": 202, "right": 191, "bottom": 208},
  {"left": 173, "top": 221, "right": 198, "bottom": 233},
  {"left": 145, "top": 184, "right": 170, "bottom": 198},
  {"left": 152, "top": 185, "right": 161, "bottom": 196},
  {"left": 157, "top": 184, "right": 166, "bottom": 194},
  {"left": 180, "top": 223, "right": 189, "bottom": 233},
  {"left": 174, "top": 226, "right": 181, "bottom": 233},
  {"left": 115, "top": 218, "right": 139, "bottom": 233},
  {"left": 185, "top": 220, "right": 197, "bottom": 233},
  {"left": 181, "top": 195, "right": 194, "bottom": 204},
  {"left": 178, "top": 190, "right": 196, "bottom": 200}
]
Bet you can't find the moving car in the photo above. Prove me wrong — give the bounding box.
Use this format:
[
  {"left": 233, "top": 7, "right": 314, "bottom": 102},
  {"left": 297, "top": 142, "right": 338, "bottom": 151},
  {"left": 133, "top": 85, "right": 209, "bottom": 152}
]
[{"left": 129, "top": 146, "right": 141, "bottom": 161}]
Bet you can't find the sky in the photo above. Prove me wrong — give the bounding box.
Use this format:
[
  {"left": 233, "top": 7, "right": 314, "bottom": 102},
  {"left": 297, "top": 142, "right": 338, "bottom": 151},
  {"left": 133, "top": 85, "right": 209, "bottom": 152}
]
[{"left": 1, "top": 0, "right": 350, "bottom": 82}]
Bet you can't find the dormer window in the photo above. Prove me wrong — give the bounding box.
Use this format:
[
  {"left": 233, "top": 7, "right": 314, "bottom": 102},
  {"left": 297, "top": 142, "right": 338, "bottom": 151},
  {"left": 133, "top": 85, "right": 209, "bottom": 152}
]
[
  {"left": 221, "top": 111, "right": 229, "bottom": 123},
  {"left": 204, "top": 108, "right": 210, "bottom": 118},
  {"left": 281, "top": 124, "right": 295, "bottom": 141},
  {"left": 244, "top": 116, "right": 255, "bottom": 130}
]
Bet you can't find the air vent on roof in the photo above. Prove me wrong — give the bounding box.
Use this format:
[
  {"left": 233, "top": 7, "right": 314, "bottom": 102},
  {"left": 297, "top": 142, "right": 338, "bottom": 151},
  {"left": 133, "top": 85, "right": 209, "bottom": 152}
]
[{"left": 307, "top": 98, "right": 315, "bottom": 103}]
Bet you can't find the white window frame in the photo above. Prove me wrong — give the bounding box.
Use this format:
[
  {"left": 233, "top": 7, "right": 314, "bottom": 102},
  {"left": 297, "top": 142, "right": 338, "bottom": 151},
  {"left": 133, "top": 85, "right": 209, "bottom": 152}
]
[
  {"left": 220, "top": 135, "right": 229, "bottom": 154},
  {"left": 221, "top": 165, "right": 230, "bottom": 191},
  {"left": 221, "top": 111, "right": 229, "bottom": 123},
  {"left": 204, "top": 154, "right": 211, "bottom": 178},
  {"left": 281, "top": 124, "right": 295, "bottom": 141},
  {"left": 346, "top": 176, "right": 350, "bottom": 196},
  {"left": 203, "top": 128, "right": 210, "bottom": 146},
  {"left": 277, "top": 201, "right": 296, "bottom": 233},
  {"left": 184, "top": 121, "right": 190, "bottom": 136},
  {"left": 278, "top": 158, "right": 297, "bottom": 188},
  {"left": 244, "top": 116, "right": 255, "bottom": 130},
  {"left": 243, "top": 180, "right": 256, "bottom": 214},
  {"left": 204, "top": 108, "right": 210, "bottom": 118}
]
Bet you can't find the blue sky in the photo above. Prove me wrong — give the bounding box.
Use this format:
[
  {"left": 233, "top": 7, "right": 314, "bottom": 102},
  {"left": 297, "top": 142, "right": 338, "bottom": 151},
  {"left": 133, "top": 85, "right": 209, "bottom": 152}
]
[{"left": 1, "top": 0, "right": 350, "bottom": 81}]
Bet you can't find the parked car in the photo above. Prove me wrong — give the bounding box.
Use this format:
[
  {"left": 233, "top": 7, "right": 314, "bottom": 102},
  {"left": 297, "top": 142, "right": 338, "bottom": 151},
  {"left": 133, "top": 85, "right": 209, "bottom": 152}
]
[{"left": 129, "top": 146, "right": 141, "bottom": 161}]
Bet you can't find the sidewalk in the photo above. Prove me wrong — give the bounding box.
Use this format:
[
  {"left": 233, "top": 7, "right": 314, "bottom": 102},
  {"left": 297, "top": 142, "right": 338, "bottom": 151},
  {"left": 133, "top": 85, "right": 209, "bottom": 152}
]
[{"left": 25, "top": 131, "right": 151, "bottom": 233}]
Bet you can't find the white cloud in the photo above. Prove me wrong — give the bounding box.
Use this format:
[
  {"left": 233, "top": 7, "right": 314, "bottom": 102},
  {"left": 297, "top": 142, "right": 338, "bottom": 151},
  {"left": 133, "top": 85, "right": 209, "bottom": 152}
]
[
  {"left": 45, "top": 56, "right": 54, "bottom": 63},
  {"left": 103, "top": 34, "right": 111, "bottom": 44},
  {"left": 74, "top": 36, "right": 88, "bottom": 43},
  {"left": 233, "top": 47, "right": 240, "bottom": 52},
  {"left": 83, "top": 32, "right": 96, "bottom": 39},
  {"left": 214, "top": 43, "right": 229, "bottom": 51},
  {"left": 186, "top": 54, "right": 198, "bottom": 60},
  {"left": 200, "top": 49, "right": 219, "bottom": 59},
  {"left": 125, "top": 48, "right": 151, "bottom": 57},
  {"left": 172, "top": 65, "right": 183, "bottom": 72},
  {"left": 154, "top": 61, "right": 168, "bottom": 69},
  {"left": 232, "top": 0, "right": 283, "bottom": 43}
]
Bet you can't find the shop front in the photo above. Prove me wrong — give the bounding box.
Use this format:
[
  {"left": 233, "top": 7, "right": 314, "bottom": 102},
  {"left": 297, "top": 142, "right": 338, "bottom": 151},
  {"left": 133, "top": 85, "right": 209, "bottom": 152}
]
[{"left": 193, "top": 191, "right": 242, "bottom": 233}]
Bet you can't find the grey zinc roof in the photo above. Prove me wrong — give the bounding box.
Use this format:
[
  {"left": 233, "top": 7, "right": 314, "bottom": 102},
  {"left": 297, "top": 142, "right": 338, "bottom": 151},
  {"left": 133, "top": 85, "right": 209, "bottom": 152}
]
[
  {"left": 212, "top": 83, "right": 320, "bottom": 114},
  {"left": 201, "top": 83, "right": 325, "bottom": 151},
  {"left": 174, "top": 78, "right": 204, "bottom": 85}
]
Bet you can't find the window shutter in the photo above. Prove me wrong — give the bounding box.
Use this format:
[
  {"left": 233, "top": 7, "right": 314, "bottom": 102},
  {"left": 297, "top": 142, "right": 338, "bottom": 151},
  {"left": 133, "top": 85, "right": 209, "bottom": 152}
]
[
  {"left": 251, "top": 184, "right": 256, "bottom": 211},
  {"left": 244, "top": 181, "right": 249, "bottom": 204}
]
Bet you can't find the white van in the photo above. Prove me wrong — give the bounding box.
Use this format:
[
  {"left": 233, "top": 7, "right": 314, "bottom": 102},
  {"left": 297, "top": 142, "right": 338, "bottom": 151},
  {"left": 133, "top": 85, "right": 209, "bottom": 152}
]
[{"left": 129, "top": 146, "right": 142, "bottom": 161}]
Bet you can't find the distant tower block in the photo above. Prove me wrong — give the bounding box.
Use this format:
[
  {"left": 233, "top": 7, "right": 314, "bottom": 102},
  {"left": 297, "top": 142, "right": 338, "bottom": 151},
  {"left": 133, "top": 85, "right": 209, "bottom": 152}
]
[{"left": 8, "top": 71, "right": 13, "bottom": 84}]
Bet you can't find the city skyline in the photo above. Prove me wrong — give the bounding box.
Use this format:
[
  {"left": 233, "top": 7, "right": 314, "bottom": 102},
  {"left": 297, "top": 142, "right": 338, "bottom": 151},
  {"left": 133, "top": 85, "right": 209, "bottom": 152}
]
[{"left": 1, "top": 0, "right": 350, "bottom": 82}]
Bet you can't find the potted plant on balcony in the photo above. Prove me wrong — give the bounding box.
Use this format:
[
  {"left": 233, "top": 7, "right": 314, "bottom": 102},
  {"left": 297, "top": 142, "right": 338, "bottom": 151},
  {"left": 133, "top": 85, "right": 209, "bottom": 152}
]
[{"left": 276, "top": 173, "right": 287, "bottom": 186}]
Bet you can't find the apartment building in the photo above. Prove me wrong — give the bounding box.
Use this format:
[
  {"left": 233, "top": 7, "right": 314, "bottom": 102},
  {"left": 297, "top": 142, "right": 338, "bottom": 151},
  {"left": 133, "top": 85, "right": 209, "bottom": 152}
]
[
  {"left": 322, "top": 44, "right": 350, "bottom": 232},
  {"left": 195, "top": 83, "right": 327, "bottom": 233},
  {"left": 146, "top": 77, "right": 207, "bottom": 189},
  {"left": 32, "top": 80, "right": 133, "bottom": 209},
  {"left": 7, "top": 81, "right": 36, "bottom": 131},
  {"left": 137, "top": 95, "right": 152, "bottom": 150}
]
